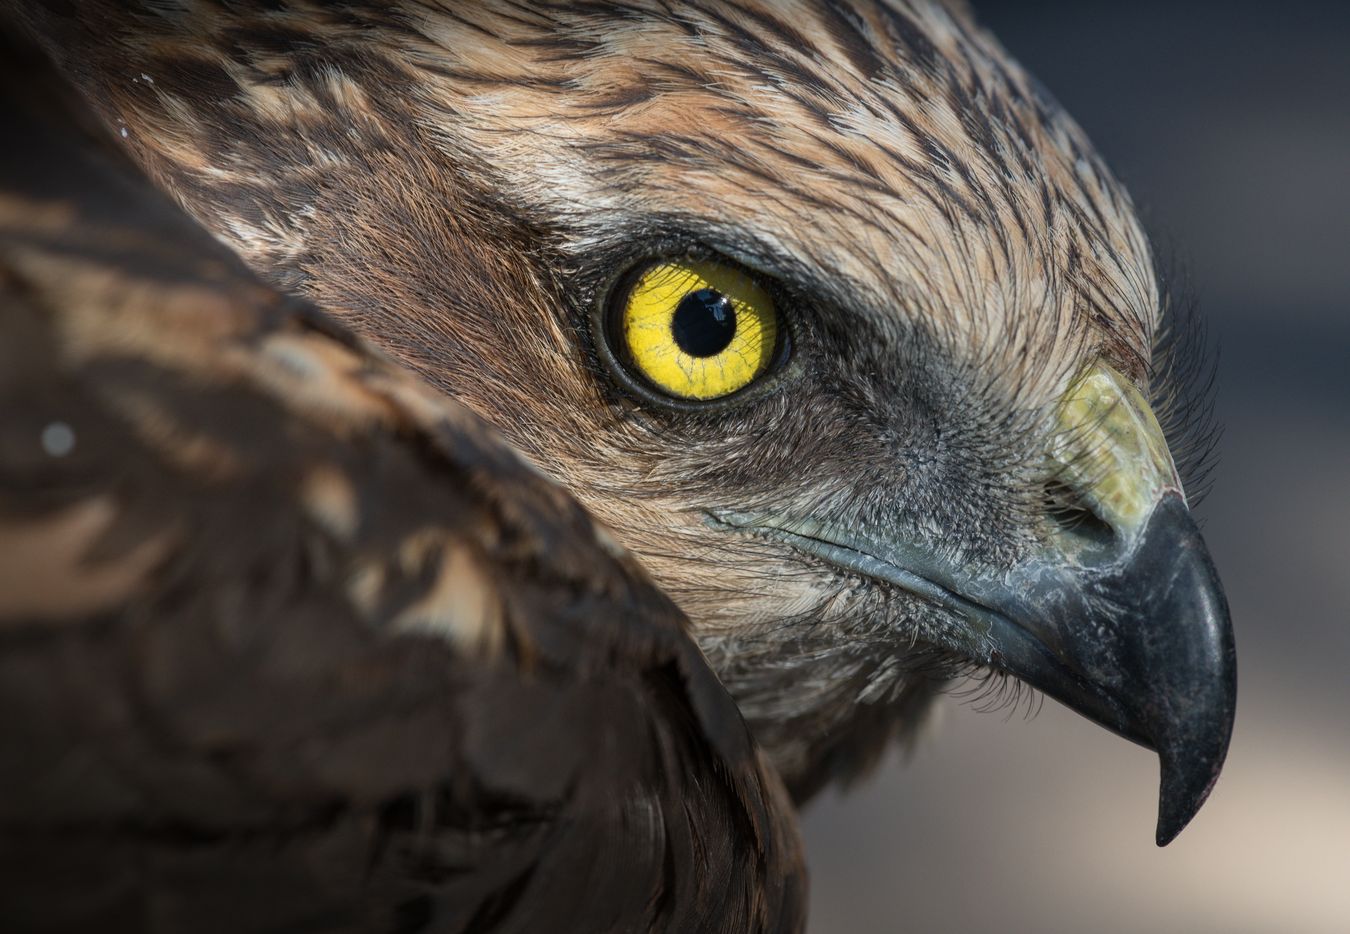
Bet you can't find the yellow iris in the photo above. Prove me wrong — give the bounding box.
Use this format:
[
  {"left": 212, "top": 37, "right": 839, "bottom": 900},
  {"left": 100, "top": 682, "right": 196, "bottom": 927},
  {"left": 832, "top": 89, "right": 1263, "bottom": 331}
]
[{"left": 619, "top": 260, "right": 779, "bottom": 400}]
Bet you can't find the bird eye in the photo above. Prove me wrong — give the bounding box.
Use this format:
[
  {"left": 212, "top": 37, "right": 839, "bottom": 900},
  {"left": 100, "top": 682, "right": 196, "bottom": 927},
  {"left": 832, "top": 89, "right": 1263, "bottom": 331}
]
[{"left": 610, "top": 259, "right": 782, "bottom": 401}]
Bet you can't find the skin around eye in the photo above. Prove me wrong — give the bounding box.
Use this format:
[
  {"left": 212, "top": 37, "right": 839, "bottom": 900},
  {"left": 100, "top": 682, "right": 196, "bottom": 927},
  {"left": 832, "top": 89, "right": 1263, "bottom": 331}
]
[{"left": 620, "top": 260, "right": 779, "bottom": 400}]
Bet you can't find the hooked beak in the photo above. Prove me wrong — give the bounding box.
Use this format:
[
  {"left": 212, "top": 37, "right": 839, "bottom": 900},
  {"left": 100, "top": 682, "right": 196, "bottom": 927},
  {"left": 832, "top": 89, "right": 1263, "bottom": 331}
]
[
  {"left": 981, "top": 491, "right": 1234, "bottom": 845},
  {"left": 1027, "top": 363, "right": 1235, "bottom": 844},
  {"left": 712, "top": 363, "right": 1236, "bottom": 845}
]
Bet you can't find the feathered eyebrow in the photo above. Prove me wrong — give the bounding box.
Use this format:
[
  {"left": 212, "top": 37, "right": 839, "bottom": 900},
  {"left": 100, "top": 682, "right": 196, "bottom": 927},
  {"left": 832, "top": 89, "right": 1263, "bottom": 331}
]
[{"left": 586, "top": 214, "right": 876, "bottom": 319}]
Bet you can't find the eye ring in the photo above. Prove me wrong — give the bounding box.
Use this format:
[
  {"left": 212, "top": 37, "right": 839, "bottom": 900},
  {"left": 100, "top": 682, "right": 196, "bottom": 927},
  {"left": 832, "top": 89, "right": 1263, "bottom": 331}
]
[{"left": 599, "top": 256, "right": 791, "bottom": 407}]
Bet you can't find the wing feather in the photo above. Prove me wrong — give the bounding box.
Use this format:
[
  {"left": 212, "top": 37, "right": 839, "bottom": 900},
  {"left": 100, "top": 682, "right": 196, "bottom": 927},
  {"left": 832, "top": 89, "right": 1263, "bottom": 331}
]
[{"left": 0, "top": 26, "right": 803, "bottom": 934}]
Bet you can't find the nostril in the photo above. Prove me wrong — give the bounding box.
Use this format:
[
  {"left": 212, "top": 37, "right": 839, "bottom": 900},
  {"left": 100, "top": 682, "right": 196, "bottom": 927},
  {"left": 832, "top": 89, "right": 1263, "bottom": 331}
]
[{"left": 1043, "top": 478, "right": 1117, "bottom": 554}]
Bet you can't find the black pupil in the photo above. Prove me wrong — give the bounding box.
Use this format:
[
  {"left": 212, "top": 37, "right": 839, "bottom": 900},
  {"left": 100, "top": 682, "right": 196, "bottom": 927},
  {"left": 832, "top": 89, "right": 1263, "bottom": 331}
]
[{"left": 671, "top": 288, "right": 737, "bottom": 357}]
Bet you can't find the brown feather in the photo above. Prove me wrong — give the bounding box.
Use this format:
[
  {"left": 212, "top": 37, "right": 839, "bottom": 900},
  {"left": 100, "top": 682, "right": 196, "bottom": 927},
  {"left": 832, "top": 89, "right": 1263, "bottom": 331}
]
[{"left": 0, "top": 26, "right": 804, "bottom": 932}]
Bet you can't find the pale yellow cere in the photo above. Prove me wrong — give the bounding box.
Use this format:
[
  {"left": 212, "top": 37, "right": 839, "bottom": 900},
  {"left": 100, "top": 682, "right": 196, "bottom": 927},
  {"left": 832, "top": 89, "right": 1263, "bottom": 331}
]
[
  {"left": 621, "top": 260, "right": 778, "bottom": 400},
  {"left": 1049, "top": 363, "right": 1182, "bottom": 538}
]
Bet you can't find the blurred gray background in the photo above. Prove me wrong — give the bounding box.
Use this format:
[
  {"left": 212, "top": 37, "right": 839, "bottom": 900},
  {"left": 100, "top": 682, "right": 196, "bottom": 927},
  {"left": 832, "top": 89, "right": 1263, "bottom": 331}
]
[{"left": 803, "top": 2, "right": 1350, "bottom": 932}]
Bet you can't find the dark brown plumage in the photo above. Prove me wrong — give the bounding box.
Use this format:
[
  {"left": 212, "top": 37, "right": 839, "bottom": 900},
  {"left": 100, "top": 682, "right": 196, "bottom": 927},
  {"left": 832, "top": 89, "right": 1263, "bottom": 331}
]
[{"left": 0, "top": 27, "right": 802, "bottom": 933}]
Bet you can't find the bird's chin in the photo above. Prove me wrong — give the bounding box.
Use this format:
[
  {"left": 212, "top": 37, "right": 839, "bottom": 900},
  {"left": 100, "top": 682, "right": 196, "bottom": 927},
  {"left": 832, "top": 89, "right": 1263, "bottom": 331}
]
[{"left": 705, "top": 492, "right": 1235, "bottom": 846}]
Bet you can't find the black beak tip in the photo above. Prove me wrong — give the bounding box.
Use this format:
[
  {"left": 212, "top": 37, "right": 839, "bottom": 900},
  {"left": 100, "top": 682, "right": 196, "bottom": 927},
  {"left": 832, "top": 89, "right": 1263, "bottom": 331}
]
[
  {"left": 1128, "top": 495, "right": 1237, "bottom": 847},
  {"left": 1153, "top": 664, "right": 1235, "bottom": 846},
  {"left": 1155, "top": 748, "right": 1224, "bottom": 846}
]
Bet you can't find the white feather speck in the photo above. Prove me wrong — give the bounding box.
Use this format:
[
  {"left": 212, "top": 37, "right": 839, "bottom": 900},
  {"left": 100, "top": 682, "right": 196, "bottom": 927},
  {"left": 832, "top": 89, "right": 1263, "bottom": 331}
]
[{"left": 40, "top": 422, "right": 76, "bottom": 458}]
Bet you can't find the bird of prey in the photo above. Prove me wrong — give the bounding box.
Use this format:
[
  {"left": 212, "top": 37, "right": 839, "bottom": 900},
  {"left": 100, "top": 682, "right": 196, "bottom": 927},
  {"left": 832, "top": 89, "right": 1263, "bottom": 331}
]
[{"left": 4, "top": 0, "right": 1236, "bottom": 931}]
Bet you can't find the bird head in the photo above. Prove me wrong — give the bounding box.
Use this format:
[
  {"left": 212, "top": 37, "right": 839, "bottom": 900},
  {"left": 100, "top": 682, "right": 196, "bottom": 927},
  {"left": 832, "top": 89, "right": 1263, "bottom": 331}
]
[{"left": 43, "top": 0, "right": 1235, "bottom": 843}]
